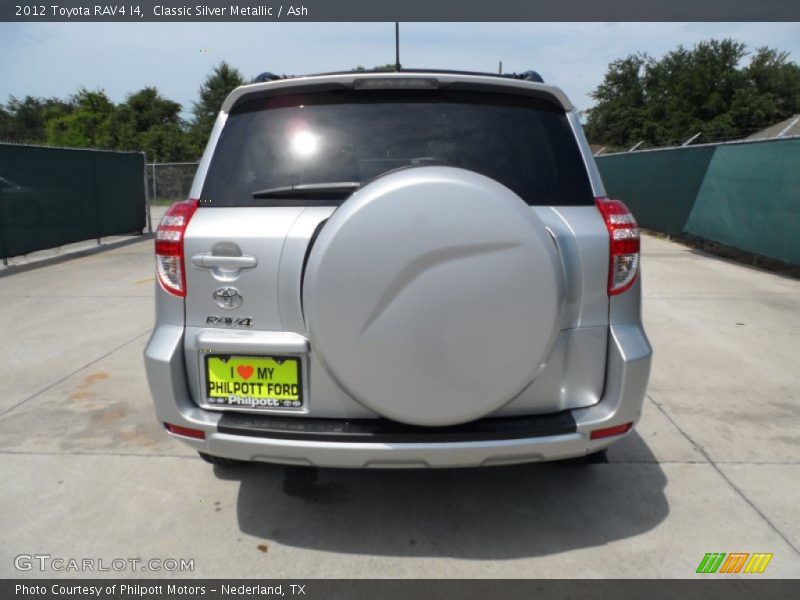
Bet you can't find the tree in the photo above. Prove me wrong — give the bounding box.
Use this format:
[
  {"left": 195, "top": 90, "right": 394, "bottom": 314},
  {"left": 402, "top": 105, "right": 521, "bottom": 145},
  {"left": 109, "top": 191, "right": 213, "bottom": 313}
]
[
  {"left": 739, "top": 46, "right": 800, "bottom": 123},
  {"left": 137, "top": 123, "right": 194, "bottom": 162},
  {"left": 2, "top": 64, "right": 252, "bottom": 158},
  {"left": 0, "top": 104, "right": 11, "bottom": 141},
  {"left": 190, "top": 62, "right": 245, "bottom": 152},
  {"left": 0, "top": 95, "right": 72, "bottom": 143},
  {"left": 583, "top": 54, "right": 649, "bottom": 148},
  {"left": 107, "top": 87, "right": 192, "bottom": 161},
  {"left": 585, "top": 39, "right": 800, "bottom": 148},
  {"left": 38, "top": 86, "right": 196, "bottom": 159},
  {"left": 44, "top": 89, "right": 115, "bottom": 148},
  {"left": 352, "top": 64, "right": 398, "bottom": 72}
]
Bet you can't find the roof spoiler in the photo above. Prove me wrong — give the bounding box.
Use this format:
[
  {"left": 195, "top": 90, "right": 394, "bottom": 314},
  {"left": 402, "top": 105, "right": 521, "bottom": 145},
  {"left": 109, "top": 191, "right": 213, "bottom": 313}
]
[
  {"left": 251, "top": 72, "right": 286, "bottom": 83},
  {"left": 250, "top": 68, "right": 544, "bottom": 84},
  {"left": 505, "top": 70, "right": 544, "bottom": 83}
]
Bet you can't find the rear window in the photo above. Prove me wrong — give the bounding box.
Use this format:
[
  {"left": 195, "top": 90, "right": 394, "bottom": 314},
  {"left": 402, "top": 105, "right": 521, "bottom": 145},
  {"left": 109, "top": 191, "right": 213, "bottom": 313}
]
[{"left": 201, "top": 89, "right": 594, "bottom": 206}]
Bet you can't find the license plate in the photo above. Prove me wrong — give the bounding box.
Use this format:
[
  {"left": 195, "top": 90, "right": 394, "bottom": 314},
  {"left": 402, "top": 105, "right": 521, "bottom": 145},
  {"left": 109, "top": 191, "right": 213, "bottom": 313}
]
[{"left": 205, "top": 355, "right": 302, "bottom": 410}]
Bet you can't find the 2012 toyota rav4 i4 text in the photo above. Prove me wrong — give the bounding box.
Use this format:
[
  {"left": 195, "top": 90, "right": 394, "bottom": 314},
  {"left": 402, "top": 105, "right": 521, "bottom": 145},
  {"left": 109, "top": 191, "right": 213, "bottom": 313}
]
[{"left": 144, "top": 69, "right": 652, "bottom": 468}]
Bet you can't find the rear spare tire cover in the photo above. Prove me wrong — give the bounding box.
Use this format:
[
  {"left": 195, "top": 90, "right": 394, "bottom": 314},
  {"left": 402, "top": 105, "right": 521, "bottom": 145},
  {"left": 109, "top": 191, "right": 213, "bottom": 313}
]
[{"left": 303, "top": 167, "right": 564, "bottom": 426}]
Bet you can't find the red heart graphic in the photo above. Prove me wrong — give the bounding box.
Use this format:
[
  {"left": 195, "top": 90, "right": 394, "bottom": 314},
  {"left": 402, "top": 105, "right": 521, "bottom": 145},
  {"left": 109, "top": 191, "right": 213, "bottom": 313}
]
[{"left": 237, "top": 365, "right": 254, "bottom": 380}]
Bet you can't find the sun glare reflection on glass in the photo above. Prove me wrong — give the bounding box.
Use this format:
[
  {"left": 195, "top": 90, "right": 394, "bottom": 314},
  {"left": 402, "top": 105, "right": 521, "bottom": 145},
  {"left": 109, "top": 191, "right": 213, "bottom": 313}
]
[{"left": 291, "top": 131, "right": 318, "bottom": 157}]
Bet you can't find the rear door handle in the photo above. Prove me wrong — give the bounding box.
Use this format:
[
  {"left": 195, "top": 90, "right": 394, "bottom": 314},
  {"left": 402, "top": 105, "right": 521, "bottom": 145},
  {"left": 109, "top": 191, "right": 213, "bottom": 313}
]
[{"left": 191, "top": 253, "right": 258, "bottom": 270}]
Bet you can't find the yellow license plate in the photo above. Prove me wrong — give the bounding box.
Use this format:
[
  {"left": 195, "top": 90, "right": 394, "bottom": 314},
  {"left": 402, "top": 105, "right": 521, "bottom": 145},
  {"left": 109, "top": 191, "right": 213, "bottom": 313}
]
[{"left": 205, "top": 355, "right": 302, "bottom": 409}]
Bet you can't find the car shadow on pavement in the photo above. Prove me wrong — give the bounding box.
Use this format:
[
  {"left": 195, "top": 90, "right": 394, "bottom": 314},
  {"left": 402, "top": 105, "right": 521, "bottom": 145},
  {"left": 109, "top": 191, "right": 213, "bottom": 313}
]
[{"left": 219, "top": 432, "right": 668, "bottom": 559}]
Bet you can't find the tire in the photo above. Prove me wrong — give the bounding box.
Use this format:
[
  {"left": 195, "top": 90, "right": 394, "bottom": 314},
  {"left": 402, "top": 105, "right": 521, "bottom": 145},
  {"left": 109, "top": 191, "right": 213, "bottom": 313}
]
[
  {"left": 198, "top": 452, "right": 249, "bottom": 467},
  {"left": 303, "top": 166, "right": 564, "bottom": 426}
]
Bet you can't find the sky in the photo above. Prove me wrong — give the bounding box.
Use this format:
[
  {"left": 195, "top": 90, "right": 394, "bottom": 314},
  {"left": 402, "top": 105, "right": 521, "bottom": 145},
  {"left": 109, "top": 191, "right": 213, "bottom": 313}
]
[{"left": 1, "top": 22, "right": 799, "bottom": 118}]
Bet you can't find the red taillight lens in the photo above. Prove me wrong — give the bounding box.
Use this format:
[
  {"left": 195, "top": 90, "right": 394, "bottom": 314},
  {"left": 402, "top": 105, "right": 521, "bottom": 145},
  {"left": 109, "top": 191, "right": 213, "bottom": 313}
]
[
  {"left": 595, "top": 197, "right": 640, "bottom": 296},
  {"left": 155, "top": 199, "right": 198, "bottom": 297},
  {"left": 590, "top": 422, "right": 633, "bottom": 440},
  {"left": 165, "top": 423, "right": 206, "bottom": 440}
]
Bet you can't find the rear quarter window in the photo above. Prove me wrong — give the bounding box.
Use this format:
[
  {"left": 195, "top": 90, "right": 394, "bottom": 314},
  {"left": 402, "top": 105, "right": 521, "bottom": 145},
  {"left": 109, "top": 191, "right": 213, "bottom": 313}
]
[{"left": 201, "top": 89, "right": 594, "bottom": 206}]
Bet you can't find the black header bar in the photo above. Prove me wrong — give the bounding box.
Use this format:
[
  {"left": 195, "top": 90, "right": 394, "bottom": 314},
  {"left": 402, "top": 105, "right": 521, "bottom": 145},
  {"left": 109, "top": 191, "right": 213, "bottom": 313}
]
[
  {"left": 4, "top": 579, "right": 800, "bottom": 600},
  {"left": 3, "top": 0, "right": 800, "bottom": 22}
]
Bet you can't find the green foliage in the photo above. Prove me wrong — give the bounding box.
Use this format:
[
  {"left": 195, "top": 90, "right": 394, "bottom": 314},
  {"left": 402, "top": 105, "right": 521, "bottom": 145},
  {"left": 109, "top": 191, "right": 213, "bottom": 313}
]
[
  {"left": 584, "top": 54, "right": 649, "bottom": 148},
  {"left": 585, "top": 39, "right": 800, "bottom": 148},
  {"left": 0, "top": 95, "right": 72, "bottom": 143},
  {"left": 190, "top": 61, "right": 246, "bottom": 153},
  {"left": 107, "top": 87, "right": 192, "bottom": 161},
  {"left": 0, "top": 105, "right": 11, "bottom": 142},
  {"left": 26, "top": 87, "right": 197, "bottom": 161},
  {"left": 352, "top": 64, "right": 399, "bottom": 72},
  {"left": 0, "top": 62, "right": 253, "bottom": 161},
  {"left": 45, "top": 89, "right": 116, "bottom": 148}
]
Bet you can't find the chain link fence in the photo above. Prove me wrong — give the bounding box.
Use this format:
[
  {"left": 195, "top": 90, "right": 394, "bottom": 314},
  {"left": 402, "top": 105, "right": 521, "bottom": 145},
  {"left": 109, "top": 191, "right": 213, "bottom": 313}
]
[{"left": 146, "top": 162, "right": 199, "bottom": 206}]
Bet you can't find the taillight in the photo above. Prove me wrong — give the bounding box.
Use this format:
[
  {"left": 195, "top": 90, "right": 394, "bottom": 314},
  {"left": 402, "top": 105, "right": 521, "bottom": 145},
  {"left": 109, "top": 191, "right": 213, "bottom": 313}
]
[
  {"left": 590, "top": 422, "right": 633, "bottom": 440},
  {"left": 595, "top": 197, "right": 640, "bottom": 296},
  {"left": 165, "top": 423, "right": 206, "bottom": 439},
  {"left": 155, "top": 199, "right": 198, "bottom": 297}
]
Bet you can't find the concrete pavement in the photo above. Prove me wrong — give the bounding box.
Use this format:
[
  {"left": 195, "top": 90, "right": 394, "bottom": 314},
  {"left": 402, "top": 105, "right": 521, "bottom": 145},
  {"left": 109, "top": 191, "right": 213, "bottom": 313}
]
[{"left": 0, "top": 230, "right": 798, "bottom": 578}]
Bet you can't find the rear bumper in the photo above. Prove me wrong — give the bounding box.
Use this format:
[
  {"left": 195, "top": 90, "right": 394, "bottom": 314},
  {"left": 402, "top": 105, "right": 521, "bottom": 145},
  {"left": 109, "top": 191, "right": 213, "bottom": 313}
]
[{"left": 144, "top": 323, "right": 651, "bottom": 468}]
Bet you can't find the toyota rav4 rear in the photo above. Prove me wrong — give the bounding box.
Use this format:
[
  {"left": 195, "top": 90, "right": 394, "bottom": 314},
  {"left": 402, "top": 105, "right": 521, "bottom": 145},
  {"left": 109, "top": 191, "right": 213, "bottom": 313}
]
[{"left": 144, "top": 70, "right": 652, "bottom": 468}]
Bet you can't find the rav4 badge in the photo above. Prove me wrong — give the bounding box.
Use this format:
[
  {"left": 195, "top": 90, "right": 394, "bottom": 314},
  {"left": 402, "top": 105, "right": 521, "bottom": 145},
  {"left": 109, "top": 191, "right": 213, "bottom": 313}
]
[{"left": 206, "top": 315, "right": 254, "bottom": 327}]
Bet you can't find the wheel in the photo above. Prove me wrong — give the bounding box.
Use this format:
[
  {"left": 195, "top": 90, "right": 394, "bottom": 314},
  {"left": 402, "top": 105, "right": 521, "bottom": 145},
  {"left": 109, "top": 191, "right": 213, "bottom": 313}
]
[
  {"left": 303, "top": 166, "right": 563, "bottom": 426},
  {"left": 198, "top": 452, "right": 249, "bottom": 467}
]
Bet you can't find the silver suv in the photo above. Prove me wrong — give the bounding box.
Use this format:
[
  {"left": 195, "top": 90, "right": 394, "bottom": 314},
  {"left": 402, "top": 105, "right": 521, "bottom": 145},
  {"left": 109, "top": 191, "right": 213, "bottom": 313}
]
[{"left": 144, "top": 70, "right": 652, "bottom": 468}]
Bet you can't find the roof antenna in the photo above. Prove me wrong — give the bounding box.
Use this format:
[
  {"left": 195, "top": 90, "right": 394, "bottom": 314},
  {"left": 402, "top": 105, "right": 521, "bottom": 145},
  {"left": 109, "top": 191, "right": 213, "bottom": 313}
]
[{"left": 395, "top": 22, "right": 401, "bottom": 71}]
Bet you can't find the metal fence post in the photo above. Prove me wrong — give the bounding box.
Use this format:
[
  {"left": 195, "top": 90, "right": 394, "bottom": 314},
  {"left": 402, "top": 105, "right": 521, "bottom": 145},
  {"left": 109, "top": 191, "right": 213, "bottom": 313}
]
[
  {"left": 91, "top": 153, "right": 102, "bottom": 246},
  {"left": 0, "top": 187, "right": 7, "bottom": 265},
  {"left": 152, "top": 162, "right": 158, "bottom": 205},
  {"left": 682, "top": 132, "right": 702, "bottom": 147},
  {"left": 627, "top": 141, "right": 644, "bottom": 152},
  {"left": 143, "top": 153, "right": 153, "bottom": 233}
]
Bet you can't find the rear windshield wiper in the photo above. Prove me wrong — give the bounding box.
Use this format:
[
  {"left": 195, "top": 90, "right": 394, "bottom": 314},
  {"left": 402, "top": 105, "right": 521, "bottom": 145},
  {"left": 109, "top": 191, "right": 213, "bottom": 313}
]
[{"left": 251, "top": 182, "right": 361, "bottom": 199}]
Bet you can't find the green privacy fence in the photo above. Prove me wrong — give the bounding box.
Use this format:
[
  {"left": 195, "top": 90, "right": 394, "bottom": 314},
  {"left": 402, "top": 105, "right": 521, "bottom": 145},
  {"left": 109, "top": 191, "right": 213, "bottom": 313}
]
[
  {"left": 0, "top": 143, "right": 146, "bottom": 259},
  {"left": 686, "top": 140, "right": 800, "bottom": 264},
  {"left": 596, "top": 137, "right": 800, "bottom": 265},
  {"left": 595, "top": 145, "right": 715, "bottom": 236}
]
